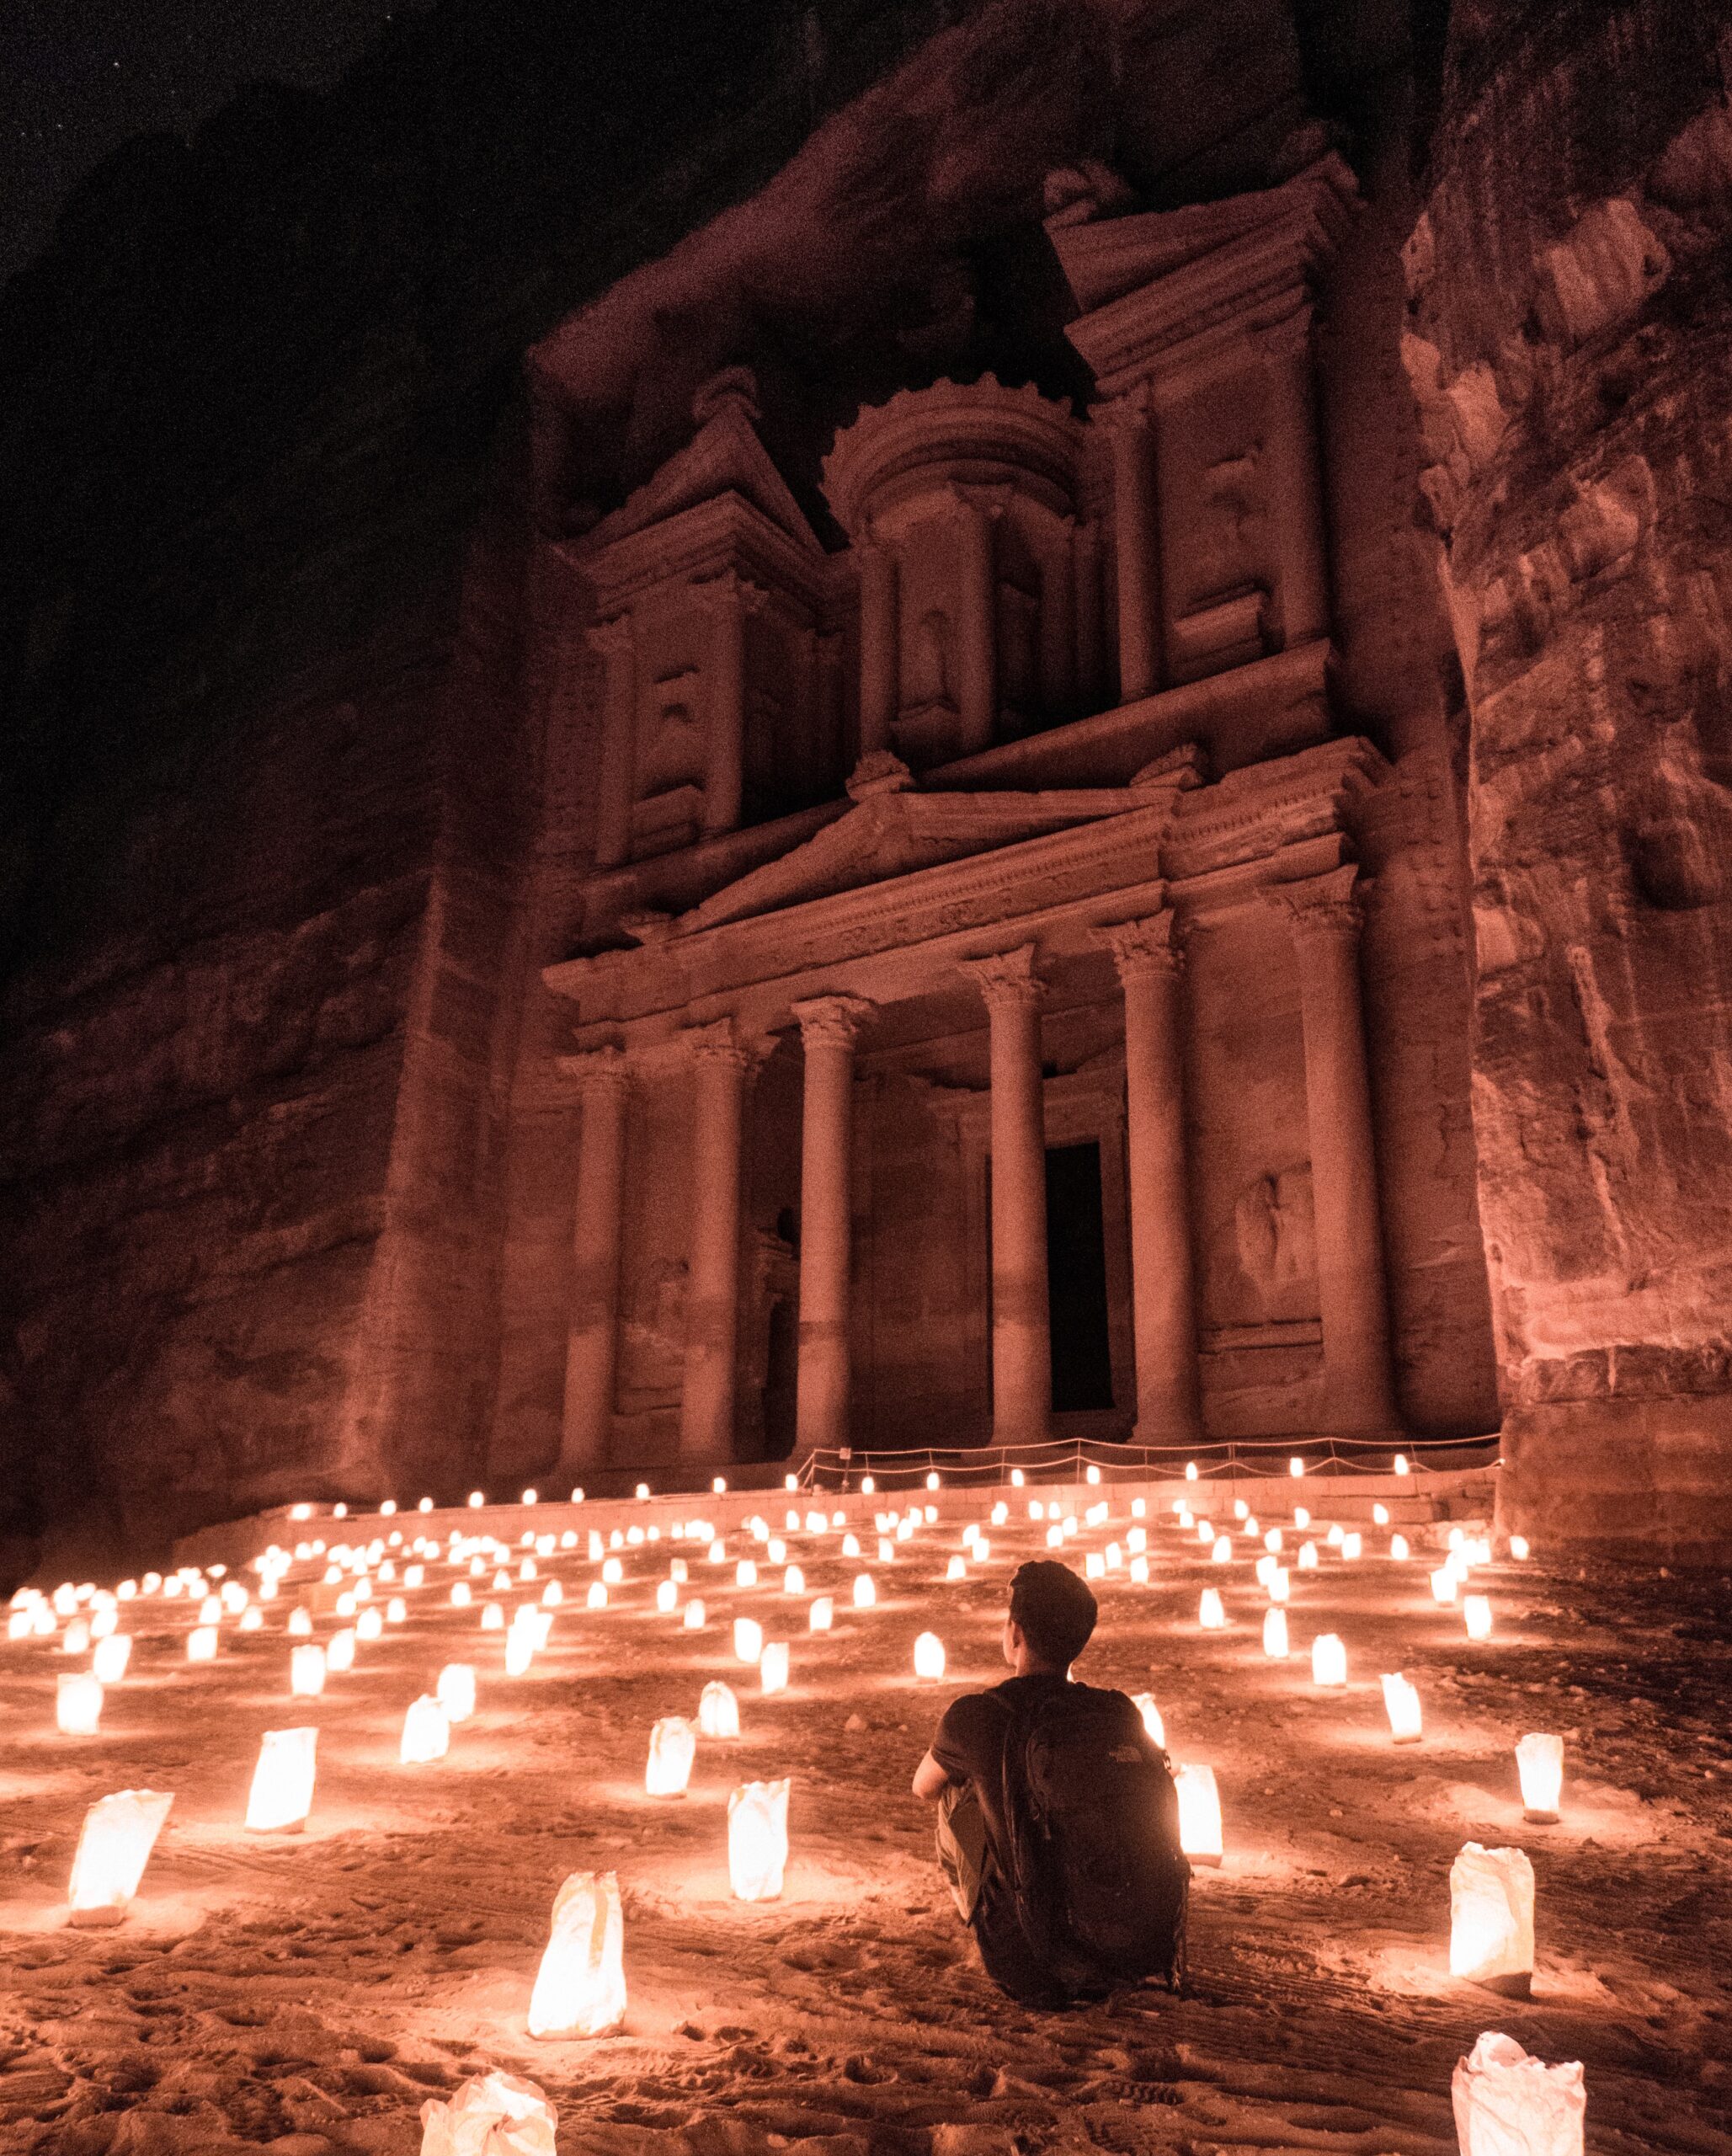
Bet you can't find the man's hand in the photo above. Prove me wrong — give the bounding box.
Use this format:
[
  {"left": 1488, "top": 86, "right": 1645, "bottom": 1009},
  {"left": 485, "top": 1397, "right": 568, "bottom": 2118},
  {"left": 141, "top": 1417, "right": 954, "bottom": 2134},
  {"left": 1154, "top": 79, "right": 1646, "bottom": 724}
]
[{"left": 911, "top": 1748, "right": 949, "bottom": 1801}]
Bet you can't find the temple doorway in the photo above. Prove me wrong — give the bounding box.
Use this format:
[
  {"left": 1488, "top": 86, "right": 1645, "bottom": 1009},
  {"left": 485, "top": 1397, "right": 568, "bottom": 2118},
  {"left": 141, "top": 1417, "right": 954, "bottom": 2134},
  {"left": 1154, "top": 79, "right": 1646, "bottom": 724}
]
[{"left": 1045, "top": 1140, "right": 1115, "bottom": 1413}]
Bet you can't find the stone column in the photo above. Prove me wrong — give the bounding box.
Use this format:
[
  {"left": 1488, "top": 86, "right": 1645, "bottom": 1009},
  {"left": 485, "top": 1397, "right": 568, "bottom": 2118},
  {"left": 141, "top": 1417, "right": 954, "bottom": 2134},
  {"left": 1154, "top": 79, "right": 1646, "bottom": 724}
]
[
  {"left": 679, "top": 1022, "right": 758, "bottom": 1466},
  {"left": 701, "top": 572, "right": 755, "bottom": 838},
  {"left": 592, "top": 615, "right": 637, "bottom": 870},
  {"left": 1258, "top": 311, "right": 1330, "bottom": 648},
  {"left": 1100, "top": 392, "right": 1162, "bottom": 702},
  {"left": 791, "top": 995, "right": 875, "bottom": 1454},
  {"left": 1266, "top": 866, "right": 1399, "bottom": 1434},
  {"left": 558, "top": 1048, "right": 632, "bottom": 1476},
  {"left": 857, "top": 541, "right": 898, "bottom": 758},
  {"left": 953, "top": 491, "right": 999, "bottom": 756},
  {"left": 1038, "top": 516, "right": 1076, "bottom": 718},
  {"left": 963, "top": 945, "right": 1050, "bottom": 1445},
  {"left": 1074, "top": 519, "right": 1103, "bottom": 714},
  {"left": 1103, "top": 912, "right": 1202, "bottom": 1442}
]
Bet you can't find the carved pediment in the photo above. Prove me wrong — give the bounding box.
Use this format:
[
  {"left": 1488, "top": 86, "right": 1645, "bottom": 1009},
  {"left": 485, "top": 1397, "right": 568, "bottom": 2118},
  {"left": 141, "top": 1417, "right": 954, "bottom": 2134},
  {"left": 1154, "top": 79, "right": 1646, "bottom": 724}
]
[
  {"left": 578, "top": 387, "right": 822, "bottom": 561},
  {"left": 679, "top": 784, "right": 1153, "bottom": 933}
]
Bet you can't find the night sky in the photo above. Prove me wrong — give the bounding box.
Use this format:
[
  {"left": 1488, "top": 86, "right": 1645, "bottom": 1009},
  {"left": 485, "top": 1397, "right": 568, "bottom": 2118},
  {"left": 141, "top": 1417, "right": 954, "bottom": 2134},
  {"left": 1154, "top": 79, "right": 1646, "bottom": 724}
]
[{"left": 1, "top": 0, "right": 424, "bottom": 280}]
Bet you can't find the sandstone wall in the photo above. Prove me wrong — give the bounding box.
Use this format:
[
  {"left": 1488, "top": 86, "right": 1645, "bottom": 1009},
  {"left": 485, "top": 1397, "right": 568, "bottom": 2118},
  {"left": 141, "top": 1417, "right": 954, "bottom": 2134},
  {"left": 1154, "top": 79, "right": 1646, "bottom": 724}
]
[{"left": 1405, "top": 0, "right": 1732, "bottom": 1556}]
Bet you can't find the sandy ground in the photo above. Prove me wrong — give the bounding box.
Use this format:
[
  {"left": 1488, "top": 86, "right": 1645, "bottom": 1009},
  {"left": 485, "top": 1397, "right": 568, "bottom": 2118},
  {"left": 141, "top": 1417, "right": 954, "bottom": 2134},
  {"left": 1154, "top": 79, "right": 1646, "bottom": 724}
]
[{"left": 2, "top": 1489, "right": 1729, "bottom": 2156}]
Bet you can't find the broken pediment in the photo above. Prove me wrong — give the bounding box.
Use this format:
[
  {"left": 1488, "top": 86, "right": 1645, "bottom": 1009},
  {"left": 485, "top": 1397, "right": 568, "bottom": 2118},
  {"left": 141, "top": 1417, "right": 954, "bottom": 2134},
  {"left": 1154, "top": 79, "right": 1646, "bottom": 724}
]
[
  {"left": 576, "top": 369, "right": 824, "bottom": 568},
  {"left": 678, "top": 781, "right": 1154, "bottom": 933}
]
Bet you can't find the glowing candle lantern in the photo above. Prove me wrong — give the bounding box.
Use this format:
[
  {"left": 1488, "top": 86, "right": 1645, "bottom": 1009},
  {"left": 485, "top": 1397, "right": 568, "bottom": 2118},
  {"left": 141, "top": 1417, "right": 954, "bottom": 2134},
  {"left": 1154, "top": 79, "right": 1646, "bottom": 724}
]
[
  {"left": 1290, "top": 1457, "right": 1304, "bottom": 1477},
  {"left": 1340, "top": 1532, "right": 1362, "bottom": 1561},
  {"left": 853, "top": 1574, "right": 876, "bottom": 1609},
  {"left": 809, "top": 1596, "right": 834, "bottom": 1632},
  {"left": 1390, "top": 1534, "right": 1410, "bottom": 1561},
  {"left": 646, "top": 1716, "right": 695, "bottom": 1796},
  {"left": 1045, "top": 1524, "right": 1063, "bottom": 1550},
  {"left": 356, "top": 1608, "right": 383, "bottom": 1641},
  {"left": 913, "top": 1631, "right": 946, "bottom": 1681},
  {"left": 1325, "top": 1524, "right": 1344, "bottom": 1548},
  {"left": 1268, "top": 1566, "right": 1292, "bottom": 1604},
  {"left": 1452, "top": 2032, "right": 1585, "bottom": 2156},
  {"left": 247, "top": 1726, "right": 317, "bottom": 1832},
  {"left": 699, "top": 1681, "right": 739, "bottom": 1738},
  {"left": 401, "top": 1695, "right": 450, "bottom": 1764},
  {"left": 600, "top": 1557, "right": 623, "bottom": 1587},
  {"left": 1463, "top": 1595, "right": 1493, "bottom": 1641},
  {"left": 1132, "top": 1692, "right": 1164, "bottom": 1745},
  {"left": 1210, "top": 1536, "right": 1232, "bottom": 1566},
  {"left": 1263, "top": 1527, "right": 1283, "bottom": 1555},
  {"left": 728, "top": 1779, "right": 790, "bottom": 1901},
  {"left": 6, "top": 1609, "right": 29, "bottom": 1640},
  {"left": 1198, "top": 1589, "right": 1226, "bottom": 1630},
  {"left": 1185, "top": 1461, "right": 1198, "bottom": 1481},
  {"left": 1450, "top": 1844, "right": 1535, "bottom": 1993},
  {"left": 655, "top": 1581, "right": 678, "bottom": 1615},
  {"left": 877, "top": 1538, "right": 895, "bottom": 1563},
  {"left": 482, "top": 1603, "right": 505, "bottom": 1631},
  {"left": 1394, "top": 1453, "right": 1410, "bottom": 1476},
  {"left": 1262, "top": 1608, "right": 1289, "bottom": 1660},
  {"left": 324, "top": 1628, "right": 355, "bottom": 1673},
  {"left": 736, "top": 1560, "right": 759, "bottom": 1590},
  {"left": 707, "top": 1540, "right": 727, "bottom": 1565},
  {"left": 841, "top": 1534, "right": 861, "bottom": 1559},
  {"left": 1296, "top": 1540, "right": 1319, "bottom": 1573},
  {"left": 1509, "top": 1535, "right": 1531, "bottom": 1561},
  {"left": 759, "top": 1642, "right": 790, "bottom": 1694},
  {"left": 1084, "top": 1551, "right": 1106, "bottom": 1581},
  {"left": 1516, "top": 1734, "right": 1564, "bottom": 1823},
  {"left": 1372, "top": 1502, "right": 1389, "bottom": 1526},
  {"left": 198, "top": 1595, "right": 222, "bottom": 1626},
  {"left": 63, "top": 1618, "right": 91, "bottom": 1655},
  {"left": 992, "top": 1502, "right": 1009, "bottom": 1526},
  {"left": 436, "top": 1663, "right": 477, "bottom": 1723},
  {"left": 733, "top": 1617, "right": 763, "bottom": 1665},
  {"left": 1255, "top": 1554, "right": 1276, "bottom": 1588},
  {"left": 290, "top": 1645, "right": 327, "bottom": 1697},
  {"left": 1174, "top": 1763, "right": 1222, "bottom": 1865},
  {"left": 1432, "top": 1566, "right": 1459, "bottom": 1605},
  {"left": 526, "top": 1869, "right": 626, "bottom": 2039},
  {"left": 1382, "top": 1672, "right": 1423, "bottom": 1742},
  {"left": 783, "top": 1566, "right": 804, "bottom": 1596},
  {"left": 67, "top": 1788, "right": 173, "bottom": 1926},
  {"left": 386, "top": 1598, "right": 407, "bottom": 1625},
  {"left": 1130, "top": 1554, "right": 1150, "bottom": 1585},
  {"left": 451, "top": 1582, "right": 472, "bottom": 1609},
  {"left": 684, "top": 1599, "right": 706, "bottom": 1630},
  {"left": 1311, "top": 1634, "right": 1347, "bottom": 1687},
  {"left": 504, "top": 1628, "right": 535, "bottom": 1677},
  {"left": 946, "top": 1556, "right": 967, "bottom": 1582},
  {"left": 57, "top": 1673, "right": 104, "bottom": 1734},
  {"left": 92, "top": 1633, "right": 132, "bottom": 1684},
  {"left": 334, "top": 1592, "right": 358, "bottom": 1620},
  {"left": 187, "top": 1625, "right": 218, "bottom": 1663}
]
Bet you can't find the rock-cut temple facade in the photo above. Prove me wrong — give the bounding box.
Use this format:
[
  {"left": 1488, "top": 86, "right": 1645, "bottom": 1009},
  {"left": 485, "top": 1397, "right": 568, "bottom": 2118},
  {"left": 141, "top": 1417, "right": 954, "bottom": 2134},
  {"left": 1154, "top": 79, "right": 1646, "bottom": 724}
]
[{"left": 520, "top": 156, "right": 1500, "bottom": 1492}]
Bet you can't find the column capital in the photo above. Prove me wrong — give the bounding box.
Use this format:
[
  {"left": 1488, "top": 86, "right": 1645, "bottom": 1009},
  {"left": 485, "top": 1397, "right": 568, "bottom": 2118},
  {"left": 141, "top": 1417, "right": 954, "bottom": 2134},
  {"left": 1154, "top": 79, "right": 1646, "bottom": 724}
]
[
  {"left": 692, "top": 568, "right": 769, "bottom": 616},
  {"left": 1100, "top": 907, "right": 1184, "bottom": 983},
  {"left": 1090, "top": 381, "right": 1154, "bottom": 433},
  {"left": 682, "top": 1017, "right": 770, "bottom": 1074},
  {"left": 791, "top": 994, "right": 876, "bottom": 1053},
  {"left": 1251, "top": 295, "right": 1319, "bottom": 368},
  {"left": 589, "top": 612, "right": 635, "bottom": 656},
  {"left": 962, "top": 943, "right": 1044, "bottom": 1013},
  {"left": 1264, "top": 863, "right": 1363, "bottom": 945},
  {"left": 554, "top": 1044, "right": 634, "bottom": 1099}
]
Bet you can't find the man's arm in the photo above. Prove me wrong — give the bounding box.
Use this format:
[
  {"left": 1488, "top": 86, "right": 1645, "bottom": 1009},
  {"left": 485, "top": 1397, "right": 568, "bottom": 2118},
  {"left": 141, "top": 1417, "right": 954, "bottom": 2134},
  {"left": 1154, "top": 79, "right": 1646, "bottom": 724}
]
[{"left": 911, "top": 1748, "right": 950, "bottom": 1801}]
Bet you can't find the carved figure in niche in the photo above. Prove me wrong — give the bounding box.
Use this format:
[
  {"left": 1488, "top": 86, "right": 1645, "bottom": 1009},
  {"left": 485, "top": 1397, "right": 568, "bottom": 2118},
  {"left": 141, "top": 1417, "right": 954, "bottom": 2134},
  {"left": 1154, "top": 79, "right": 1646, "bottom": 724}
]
[
  {"left": 617, "top": 1257, "right": 689, "bottom": 1401},
  {"left": 909, "top": 608, "right": 956, "bottom": 711},
  {"left": 1234, "top": 1166, "right": 1316, "bottom": 1311},
  {"left": 637, "top": 673, "right": 705, "bottom": 798}
]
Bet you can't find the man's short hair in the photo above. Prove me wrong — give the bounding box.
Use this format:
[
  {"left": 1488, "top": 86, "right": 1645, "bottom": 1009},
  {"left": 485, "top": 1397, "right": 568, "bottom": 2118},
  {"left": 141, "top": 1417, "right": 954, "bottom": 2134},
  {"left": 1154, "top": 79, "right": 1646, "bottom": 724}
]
[{"left": 1009, "top": 1559, "right": 1098, "bottom": 1669}]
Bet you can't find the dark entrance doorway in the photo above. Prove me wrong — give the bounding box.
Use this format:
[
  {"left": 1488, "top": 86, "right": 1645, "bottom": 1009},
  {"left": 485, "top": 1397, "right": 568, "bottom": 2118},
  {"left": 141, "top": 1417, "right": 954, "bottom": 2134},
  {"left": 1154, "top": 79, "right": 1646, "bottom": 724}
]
[{"left": 1044, "top": 1140, "right": 1114, "bottom": 1412}]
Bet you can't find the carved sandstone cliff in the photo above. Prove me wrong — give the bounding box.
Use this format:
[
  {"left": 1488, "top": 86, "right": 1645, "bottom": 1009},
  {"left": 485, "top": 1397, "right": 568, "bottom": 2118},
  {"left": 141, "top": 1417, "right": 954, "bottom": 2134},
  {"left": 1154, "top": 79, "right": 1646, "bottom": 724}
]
[{"left": 1405, "top": 2, "right": 1732, "bottom": 1555}]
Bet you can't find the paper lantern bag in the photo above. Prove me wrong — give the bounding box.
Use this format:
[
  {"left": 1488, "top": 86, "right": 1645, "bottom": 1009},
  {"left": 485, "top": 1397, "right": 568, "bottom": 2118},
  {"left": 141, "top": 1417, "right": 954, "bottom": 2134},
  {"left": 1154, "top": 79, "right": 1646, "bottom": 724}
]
[
  {"left": 420, "top": 2068, "right": 557, "bottom": 2156},
  {"left": 1452, "top": 2032, "right": 1584, "bottom": 2156},
  {"left": 1450, "top": 1844, "right": 1534, "bottom": 1990},
  {"left": 526, "top": 1869, "right": 626, "bottom": 2038}
]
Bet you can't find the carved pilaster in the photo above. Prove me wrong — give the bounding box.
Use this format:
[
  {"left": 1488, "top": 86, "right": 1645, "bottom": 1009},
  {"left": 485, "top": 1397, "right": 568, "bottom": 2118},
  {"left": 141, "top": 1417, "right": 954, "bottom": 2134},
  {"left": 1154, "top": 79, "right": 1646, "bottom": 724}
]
[
  {"left": 590, "top": 614, "right": 638, "bottom": 870},
  {"left": 791, "top": 995, "right": 876, "bottom": 1456}
]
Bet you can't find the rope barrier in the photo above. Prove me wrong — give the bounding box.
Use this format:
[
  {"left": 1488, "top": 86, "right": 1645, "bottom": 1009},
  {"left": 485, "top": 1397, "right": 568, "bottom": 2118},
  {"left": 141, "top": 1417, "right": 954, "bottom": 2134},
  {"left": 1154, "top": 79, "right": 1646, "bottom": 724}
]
[{"left": 793, "top": 1432, "right": 1498, "bottom": 1492}]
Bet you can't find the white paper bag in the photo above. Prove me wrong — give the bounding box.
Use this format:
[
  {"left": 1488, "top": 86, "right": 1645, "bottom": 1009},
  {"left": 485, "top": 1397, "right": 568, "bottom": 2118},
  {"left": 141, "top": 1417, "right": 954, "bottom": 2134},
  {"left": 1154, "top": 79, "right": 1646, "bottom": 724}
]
[
  {"left": 1452, "top": 2031, "right": 1585, "bottom": 2156},
  {"left": 420, "top": 2069, "right": 557, "bottom": 2156}
]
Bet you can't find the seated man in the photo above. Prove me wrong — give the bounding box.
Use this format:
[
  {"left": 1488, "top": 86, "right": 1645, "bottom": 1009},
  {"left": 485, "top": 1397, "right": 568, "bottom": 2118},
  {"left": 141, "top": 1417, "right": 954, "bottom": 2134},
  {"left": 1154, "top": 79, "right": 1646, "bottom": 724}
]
[{"left": 912, "top": 1556, "right": 1186, "bottom": 2005}]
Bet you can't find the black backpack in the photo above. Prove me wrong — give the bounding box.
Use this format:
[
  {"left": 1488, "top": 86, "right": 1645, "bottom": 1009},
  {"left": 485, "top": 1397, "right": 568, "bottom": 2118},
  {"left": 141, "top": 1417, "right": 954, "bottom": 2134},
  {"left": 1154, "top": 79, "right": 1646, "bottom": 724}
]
[{"left": 1000, "top": 1683, "right": 1190, "bottom": 1996}]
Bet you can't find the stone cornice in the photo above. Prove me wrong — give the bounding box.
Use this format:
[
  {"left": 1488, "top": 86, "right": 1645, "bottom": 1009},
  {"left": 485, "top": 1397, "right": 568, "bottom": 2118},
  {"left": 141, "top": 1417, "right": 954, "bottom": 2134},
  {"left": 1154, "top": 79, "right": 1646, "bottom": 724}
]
[
  {"left": 822, "top": 376, "right": 1084, "bottom": 537},
  {"left": 542, "top": 735, "right": 1385, "bottom": 1036},
  {"left": 1062, "top": 157, "right": 1358, "bottom": 398},
  {"left": 568, "top": 491, "right": 828, "bottom": 616}
]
